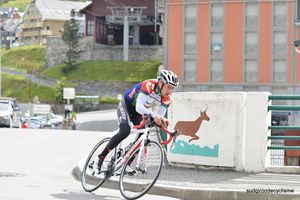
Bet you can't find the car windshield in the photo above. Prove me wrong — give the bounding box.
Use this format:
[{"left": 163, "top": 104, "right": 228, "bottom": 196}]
[{"left": 0, "top": 102, "right": 10, "bottom": 111}]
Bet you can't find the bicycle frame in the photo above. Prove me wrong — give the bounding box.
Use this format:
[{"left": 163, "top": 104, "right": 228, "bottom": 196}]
[{"left": 115, "top": 118, "right": 176, "bottom": 173}]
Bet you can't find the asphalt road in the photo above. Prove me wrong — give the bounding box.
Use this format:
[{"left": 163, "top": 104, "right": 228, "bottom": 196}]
[
  {"left": 76, "top": 110, "right": 118, "bottom": 132},
  {"left": 0, "top": 129, "right": 179, "bottom": 200}
]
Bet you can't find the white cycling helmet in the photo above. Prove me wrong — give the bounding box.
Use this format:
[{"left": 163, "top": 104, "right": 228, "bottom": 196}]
[{"left": 158, "top": 69, "right": 179, "bottom": 87}]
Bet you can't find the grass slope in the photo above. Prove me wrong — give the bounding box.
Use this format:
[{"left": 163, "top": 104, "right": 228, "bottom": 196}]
[
  {"left": 2, "top": 73, "right": 56, "bottom": 103},
  {"left": 43, "top": 60, "right": 160, "bottom": 82},
  {"left": 2, "top": 45, "right": 46, "bottom": 72}
]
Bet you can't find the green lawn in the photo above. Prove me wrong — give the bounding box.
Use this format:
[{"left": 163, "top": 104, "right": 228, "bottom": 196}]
[
  {"left": 0, "top": 0, "right": 33, "bottom": 12},
  {"left": 43, "top": 60, "right": 160, "bottom": 82},
  {"left": 2, "top": 73, "right": 56, "bottom": 103},
  {"left": 2, "top": 45, "right": 46, "bottom": 72}
]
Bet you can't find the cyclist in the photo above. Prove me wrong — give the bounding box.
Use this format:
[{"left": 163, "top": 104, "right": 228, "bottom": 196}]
[{"left": 94, "top": 69, "right": 179, "bottom": 173}]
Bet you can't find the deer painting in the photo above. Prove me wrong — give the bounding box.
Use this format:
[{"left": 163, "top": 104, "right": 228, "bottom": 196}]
[{"left": 174, "top": 109, "right": 210, "bottom": 143}]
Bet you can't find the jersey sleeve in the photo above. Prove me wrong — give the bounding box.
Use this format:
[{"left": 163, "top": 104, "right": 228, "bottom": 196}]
[
  {"left": 140, "top": 80, "right": 155, "bottom": 95},
  {"left": 136, "top": 92, "right": 158, "bottom": 118}
]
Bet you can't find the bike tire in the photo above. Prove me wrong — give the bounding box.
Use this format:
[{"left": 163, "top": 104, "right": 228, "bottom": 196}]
[
  {"left": 119, "top": 140, "right": 163, "bottom": 200},
  {"left": 81, "top": 137, "right": 111, "bottom": 192}
]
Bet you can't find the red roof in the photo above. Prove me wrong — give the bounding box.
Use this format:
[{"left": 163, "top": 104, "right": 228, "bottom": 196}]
[{"left": 81, "top": 0, "right": 155, "bottom": 17}]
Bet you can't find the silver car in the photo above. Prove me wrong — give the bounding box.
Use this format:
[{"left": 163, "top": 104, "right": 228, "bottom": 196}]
[{"left": 0, "top": 99, "right": 22, "bottom": 128}]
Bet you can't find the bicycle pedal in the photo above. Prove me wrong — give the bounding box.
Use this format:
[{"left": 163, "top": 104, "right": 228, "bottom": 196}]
[
  {"left": 88, "top": 161, "right": 94, "bottom": 169},
  {"left": 128, "top": 171, "right": 137, "bottom": 176}
]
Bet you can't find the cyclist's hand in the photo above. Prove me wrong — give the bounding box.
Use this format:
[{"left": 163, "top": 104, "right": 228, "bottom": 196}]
[
  {"left": 154, "top": 115, "right": 163, "bottom": 126},
  {"left": 154, "top": 115, "right": 169, "bottom": 128},
  {"left": 161, "top": 117, "right": 169, "bottom": 128}
]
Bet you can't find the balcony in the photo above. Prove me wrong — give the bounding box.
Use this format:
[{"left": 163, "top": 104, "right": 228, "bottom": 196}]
[
  {"left": 40, "top": 30, "right": 52, "bottom": 36},
  {"left": 21, "top": 22, "right": 43, "bottom": 29},
  {"left": 19, "top": 30, "right": 41, "bottom": 37}
]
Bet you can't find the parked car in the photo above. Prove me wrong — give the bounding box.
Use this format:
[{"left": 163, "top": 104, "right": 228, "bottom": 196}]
[
  {"left": 30, "top": 117, "right": 44, "bottom": 128},
  {"left": 48, "top": 113, "right": 64, "bottom": 125},
  {"left": 22, "top": 117, "right": 42, "bottom": 129},
  {"left": 0, "top": 98, "right": 22, "bottom": 128}
]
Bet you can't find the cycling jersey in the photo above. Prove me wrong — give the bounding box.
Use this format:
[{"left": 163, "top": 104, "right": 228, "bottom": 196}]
[{"left": 124, "top": 79, "right": 171, "bottom": 118}]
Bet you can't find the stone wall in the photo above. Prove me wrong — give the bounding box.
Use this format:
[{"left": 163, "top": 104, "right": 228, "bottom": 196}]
[{"left": 46, "top": 36, "right": 163, "bottom": 68}]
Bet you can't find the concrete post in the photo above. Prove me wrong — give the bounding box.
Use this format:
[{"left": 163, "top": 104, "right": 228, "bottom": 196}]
[
  {"left": 134, "top": 25, "right": 140, "bottom": 45},
  {"left": 123, "top": 16, "right": 129, "bottom": 61}
]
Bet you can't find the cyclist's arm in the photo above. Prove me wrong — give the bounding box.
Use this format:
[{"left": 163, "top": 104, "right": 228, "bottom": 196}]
[{"left": 136, "top": 92, "right": 157, "bottom": 118}]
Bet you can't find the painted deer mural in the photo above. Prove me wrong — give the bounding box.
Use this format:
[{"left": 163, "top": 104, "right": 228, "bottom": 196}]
[{"left": 174, "top": 109, "right": 210, "bottom": 143}]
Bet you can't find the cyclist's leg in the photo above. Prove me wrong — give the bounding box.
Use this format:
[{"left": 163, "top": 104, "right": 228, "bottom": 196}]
[{"left": 97, "top": 101, "right": 131, "bottom": 169}]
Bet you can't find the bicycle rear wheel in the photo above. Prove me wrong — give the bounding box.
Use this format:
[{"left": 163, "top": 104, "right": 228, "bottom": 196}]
[
  {"left": 119, "top": 140, "right": 163, "bottom": 200},
  {"left": 81, "top": 137, "right": 112, "bottom": 192}
]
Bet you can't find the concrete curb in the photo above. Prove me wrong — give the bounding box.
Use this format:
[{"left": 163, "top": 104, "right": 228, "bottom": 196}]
[{"left": 71, "top": 164, "right": 300, "bottom": 200}]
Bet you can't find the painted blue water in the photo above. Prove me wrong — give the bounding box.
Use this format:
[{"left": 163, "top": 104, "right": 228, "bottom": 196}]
[{"left": 170, "top": 140, "right": 219, "bottom": 157}]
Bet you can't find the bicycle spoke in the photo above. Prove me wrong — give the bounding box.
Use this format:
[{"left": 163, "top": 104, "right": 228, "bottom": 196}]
[
  {"left": 81, "top": 138, "right": 113, "bottom": 192},
  {"left": 119, "top": 141, "right": 163, "bottom": 199}
]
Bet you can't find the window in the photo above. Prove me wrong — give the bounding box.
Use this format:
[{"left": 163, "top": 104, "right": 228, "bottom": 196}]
[
  {"left": 184, "top": 59, "right": 197, "bottom": 81},
  {"left": 211, "top": 60, "right": 223, "bottom": 82},
  {"left": 273, "top": 60, "right": 287, "bottom": 83},
  {"left": 183, "top": 4, "right": 198, "bottom": 82},
  {"left": 211, "top": 4, "right": 223, "bottom": 27},
  {"left": 245, "top": 32, "right": 257, "bottom": 56},
  {"left": 185, "top": 6, "right": 197, "bottom": 31},
  {"left": 273, "top": 2, "right": 287, "bottom": 27},
  {"left": 211, "top": 32, "right": 223, "bottom": 54},
  {"left": 245, "top": 60, "right": 258, "bottom": 82},
  {"left": 184, "top": 33, "right": 197, "bottom": 55},
  {"left": 273, "top": 32, "right": 287, "bottom": 56},
  {"left": 298, "top": 0, "right": 300, "bottom": 21},
  {"left": 87, "top": 20, "right": 94, "bottom": 36},
  {"left": 245, "top": 3, "right": 258, "bottom": 27}
]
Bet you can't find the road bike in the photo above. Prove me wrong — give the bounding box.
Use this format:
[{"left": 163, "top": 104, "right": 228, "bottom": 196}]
[{"left": 81, "top": 115, "right": 176, "bottom": 199}]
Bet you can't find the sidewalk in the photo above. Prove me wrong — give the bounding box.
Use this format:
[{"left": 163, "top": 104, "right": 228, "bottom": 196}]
[{"left": 72, "top": 162, "right": 300, "bottom": 200}]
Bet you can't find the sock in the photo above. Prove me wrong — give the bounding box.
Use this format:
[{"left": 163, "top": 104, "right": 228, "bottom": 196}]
[{"left": 98, "top": 145, "right": 112, "bottom": 160}]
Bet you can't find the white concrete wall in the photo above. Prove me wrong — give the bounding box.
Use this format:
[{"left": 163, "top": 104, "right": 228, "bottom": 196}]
[
  {"left": 241, "top": 92, "right": 271, "bottom": 172},
  {"left": 167, "top": 92, "right": 271, "bottom": 172}
]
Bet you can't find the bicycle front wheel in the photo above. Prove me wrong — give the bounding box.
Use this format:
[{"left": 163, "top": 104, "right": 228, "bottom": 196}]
[
  {"left": 119, "top": 140, "right": 163, "bottom": 200},
  {"left": 81, "top": 137, "right": 111, "bottom": 192}
]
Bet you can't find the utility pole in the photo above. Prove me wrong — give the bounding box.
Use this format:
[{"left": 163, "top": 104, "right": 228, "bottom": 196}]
[
  {"left": 109, "top": 6, "right": 145, "bottom": 62},
  {"left": 123, "top": 14, "right": 129, "bottom": 61}
]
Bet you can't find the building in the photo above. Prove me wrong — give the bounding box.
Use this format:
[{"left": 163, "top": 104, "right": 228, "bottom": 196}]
[
  {"left": 0, "top": 7, "right": 20, "bottom": 23},
  {"left": 1, "top": 18, "right": 22, "bottom": 48},
  {"left": 166, "top": 0, "right": 300, "bottom": 95},
  {"left": 17, "top": 0, "right": 89, "bottom": 45},
  {"left": 80, "top": 0, "right": 163, "bottom": 46},
  {"left": 0, "top": 7, "right": 22, "bottom": 48}
]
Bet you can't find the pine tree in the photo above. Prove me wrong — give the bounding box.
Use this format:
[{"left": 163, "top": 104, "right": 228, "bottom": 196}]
[
  {"left": 61, "top": 9, "right": 80, "bottom": 73},
  {"left": 54, "top": 77, "right": 68, "bottom": 104}
]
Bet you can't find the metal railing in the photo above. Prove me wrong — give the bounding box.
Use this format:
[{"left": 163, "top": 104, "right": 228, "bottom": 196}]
[{"left": 268, "top": 95, "right": 300, "bottom": 151}]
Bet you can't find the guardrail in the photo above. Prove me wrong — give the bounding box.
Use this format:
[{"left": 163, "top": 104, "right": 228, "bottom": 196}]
[{"left": 268, "top": 95, "right": 300, "bottom": 151}]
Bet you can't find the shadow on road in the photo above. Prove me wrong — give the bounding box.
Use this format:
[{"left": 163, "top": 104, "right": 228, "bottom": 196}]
[{"left": 51, "top": 189, "right": 121, "bottom": 200}]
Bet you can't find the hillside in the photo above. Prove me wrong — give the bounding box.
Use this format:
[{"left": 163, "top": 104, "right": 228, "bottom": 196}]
[
  {"left": 2, "top": 73, "right": 56, "bottom": 103},
  {"left": 43, "top": 60, "right": 160, "bottom": 82},
  {"left": 2, "top": 45, "right": 160, "bottom": 103},
  {"left": 2, "top": 45, "right": 46, "bottom": 72}
]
